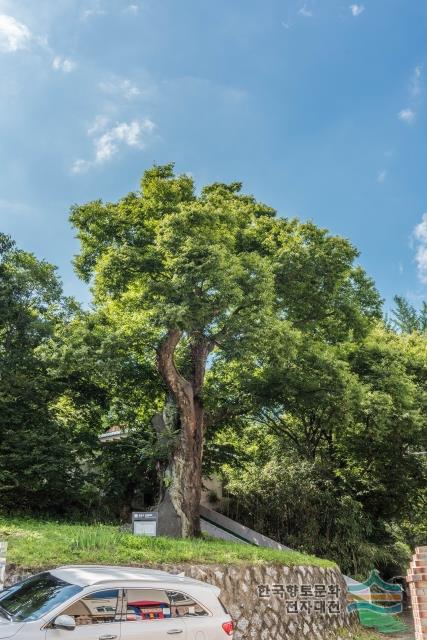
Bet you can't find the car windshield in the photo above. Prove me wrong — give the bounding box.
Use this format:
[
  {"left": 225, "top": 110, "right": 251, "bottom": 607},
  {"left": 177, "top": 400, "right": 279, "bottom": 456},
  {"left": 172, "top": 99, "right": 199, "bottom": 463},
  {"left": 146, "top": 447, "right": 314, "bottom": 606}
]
[{"left": 0, "top": 573, "right": 82, "bottom": 622}]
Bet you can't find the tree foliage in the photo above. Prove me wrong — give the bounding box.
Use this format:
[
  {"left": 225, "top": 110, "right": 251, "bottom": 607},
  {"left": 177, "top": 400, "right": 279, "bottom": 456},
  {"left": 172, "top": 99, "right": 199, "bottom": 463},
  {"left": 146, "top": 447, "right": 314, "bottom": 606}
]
[
  {"left": 0, "top": 234, "right": 85, "bottom": 512},
  {"left": 391, "top": 295, "right": 427, "bottom": 334},
  {"left": 213, "top": 323, "right": 426, "bottom": 576}
]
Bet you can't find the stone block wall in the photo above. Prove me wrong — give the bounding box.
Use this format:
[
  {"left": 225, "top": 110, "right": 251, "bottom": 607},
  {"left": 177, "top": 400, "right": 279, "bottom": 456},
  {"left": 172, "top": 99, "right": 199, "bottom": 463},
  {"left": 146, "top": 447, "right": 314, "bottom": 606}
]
[
  {"left": 6, "top": 563, "right": 355, "bottom": 640},
  {"left": 408, "top": 546, "right": 427, "bottom": 640}
]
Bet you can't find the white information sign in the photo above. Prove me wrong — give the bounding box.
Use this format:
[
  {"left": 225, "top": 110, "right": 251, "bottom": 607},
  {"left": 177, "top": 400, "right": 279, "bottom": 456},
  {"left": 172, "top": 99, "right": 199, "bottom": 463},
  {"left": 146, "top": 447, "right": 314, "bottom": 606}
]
[
  {"left": 134, "top": 521, "right": 157, "bottom": 537},
  {"left": 0, "top": 541, "right": 7, "bottom": 591},
  {"left": 132, "top": 511, "right": 158, "bottom": 537}
]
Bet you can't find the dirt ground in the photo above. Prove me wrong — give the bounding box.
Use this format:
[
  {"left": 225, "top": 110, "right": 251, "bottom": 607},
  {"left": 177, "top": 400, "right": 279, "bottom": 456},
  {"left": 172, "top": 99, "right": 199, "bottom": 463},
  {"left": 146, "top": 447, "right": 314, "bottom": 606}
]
[{"left": 387, "top": 611, "right": 415, "bottom": 640}]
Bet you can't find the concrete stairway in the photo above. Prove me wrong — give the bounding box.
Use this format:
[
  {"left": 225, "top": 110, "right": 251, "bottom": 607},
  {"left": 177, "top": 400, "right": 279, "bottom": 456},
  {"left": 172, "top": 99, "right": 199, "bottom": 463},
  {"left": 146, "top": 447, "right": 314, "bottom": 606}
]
[
  {"left": 407, "top": 546, "right": 427, "bottom": 640},
  {"left": 200, "top": 505, "right": 292, "bottom": 551}
]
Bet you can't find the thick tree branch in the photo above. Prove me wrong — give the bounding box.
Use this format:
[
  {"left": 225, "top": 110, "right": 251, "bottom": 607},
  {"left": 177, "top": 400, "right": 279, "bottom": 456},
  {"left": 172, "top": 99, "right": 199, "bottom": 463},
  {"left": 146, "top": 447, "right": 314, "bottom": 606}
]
[
  {"left": 157, "top": 329, "right": 193, "bottom": 402},
  {"left": 210, "top": 302, "right": 259, "bottom": 347},
  {"left": 190, "top": 337, "right": 214, "bottom": 396}
]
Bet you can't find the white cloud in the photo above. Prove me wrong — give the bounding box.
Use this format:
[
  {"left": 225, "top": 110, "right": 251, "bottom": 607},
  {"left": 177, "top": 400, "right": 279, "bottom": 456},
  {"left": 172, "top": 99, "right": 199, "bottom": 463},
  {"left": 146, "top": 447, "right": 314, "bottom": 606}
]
[
  {"left": 124, "top": 4, "right": 139, "bottom": 13},
  {"left": 299, "top": 5, "right": 313, "bottom": 17},
  {"left": 52, "top": 56, "right": 76, "bottom": 73},
  {"left": 398, "top": 108, "right": 416, "bottom": 124},
  {"left": 72, "top": 117, "right": 156, "bottom": 173},
  {"left": 0, "top": 14, "right": 77, "bottom": 78},
  {"left": 94, "top": 121, "right": 144, "bottom": 162},
  {"left": 349, "top": 4, "right": 365, "bottom": 17},
  {"left": 413, "top": 213, "right": 427, "bottom": 283},
  {"left": 81, "top": 5, "right": 106, "bottom": 21},
  {"left": 410, "top": 64, "right": 423, "bottom": 98},
  {"left": 71, "top": 159, "right": 90, "bottom": 175},
  {"left": 87, "top": 114, "right": 110, "bottom": 136},
  {"left": 0, "top": 14, "right": 31, "bottom": 52},
  {"left": 98, "top": 78, "right": 140, "bottom": 100},
  {"left": 376, "top": 169, "right": 387, "bottom": 183}
]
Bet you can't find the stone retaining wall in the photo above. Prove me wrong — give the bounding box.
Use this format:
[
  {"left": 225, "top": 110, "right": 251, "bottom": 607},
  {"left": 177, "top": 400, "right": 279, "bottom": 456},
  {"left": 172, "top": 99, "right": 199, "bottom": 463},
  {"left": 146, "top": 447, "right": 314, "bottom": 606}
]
[{"left": 6, "top": 563, "right": 355, "bottom": 640}]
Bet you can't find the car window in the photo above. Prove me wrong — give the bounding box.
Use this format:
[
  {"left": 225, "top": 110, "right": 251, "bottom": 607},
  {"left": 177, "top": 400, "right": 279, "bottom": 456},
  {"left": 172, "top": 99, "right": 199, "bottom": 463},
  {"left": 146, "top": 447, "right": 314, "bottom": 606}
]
[
  {"left": 168, "top": 591, "right": 209, "bottom": 617},
  {"left": 0, "top": 573, "right": 82, "bottom": 622},
  {"left": 123, "top": 589, "right": 208, "bottom": 621},
  {"left": 60, "top": 589, "right": 120, "bottom": 626},
  {"left": 124, "top": 589, "right": 171, "bottom": 621}
]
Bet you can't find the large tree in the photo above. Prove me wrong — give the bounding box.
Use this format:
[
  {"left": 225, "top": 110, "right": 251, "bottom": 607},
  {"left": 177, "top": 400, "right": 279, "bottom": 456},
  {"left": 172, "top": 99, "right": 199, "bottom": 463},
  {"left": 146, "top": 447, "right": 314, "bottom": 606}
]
[{"left": 70, "top": 164, "right": 380, "bottom": 537}]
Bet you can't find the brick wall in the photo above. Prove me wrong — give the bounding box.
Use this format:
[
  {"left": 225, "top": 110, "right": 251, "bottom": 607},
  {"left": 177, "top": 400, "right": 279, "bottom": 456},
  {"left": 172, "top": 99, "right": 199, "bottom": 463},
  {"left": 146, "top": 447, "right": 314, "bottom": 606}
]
[{"left": 407, "top": 546, "right": 427, "bottom": 640}]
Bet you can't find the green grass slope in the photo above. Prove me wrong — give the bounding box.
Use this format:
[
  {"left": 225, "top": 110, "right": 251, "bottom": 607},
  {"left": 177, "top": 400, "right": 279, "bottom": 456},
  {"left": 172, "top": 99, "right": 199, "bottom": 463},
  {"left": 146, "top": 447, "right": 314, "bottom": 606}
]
[{"left": 0, "top": 516, "right": 334, "bottom": 570}]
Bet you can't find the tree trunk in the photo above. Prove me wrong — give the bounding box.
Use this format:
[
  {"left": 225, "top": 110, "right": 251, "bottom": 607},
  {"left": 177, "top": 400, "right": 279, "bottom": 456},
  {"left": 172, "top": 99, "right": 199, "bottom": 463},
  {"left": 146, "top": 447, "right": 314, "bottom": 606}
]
[{"left": 155, "top": 330, "right": 210, "bottom": 538}]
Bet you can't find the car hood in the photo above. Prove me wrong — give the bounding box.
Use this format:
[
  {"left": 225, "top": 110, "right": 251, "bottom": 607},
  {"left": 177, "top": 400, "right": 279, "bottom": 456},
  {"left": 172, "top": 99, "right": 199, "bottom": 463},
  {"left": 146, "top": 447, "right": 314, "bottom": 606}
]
[{"left": 0, "top": 620, "right": 25, "bottom": 639}]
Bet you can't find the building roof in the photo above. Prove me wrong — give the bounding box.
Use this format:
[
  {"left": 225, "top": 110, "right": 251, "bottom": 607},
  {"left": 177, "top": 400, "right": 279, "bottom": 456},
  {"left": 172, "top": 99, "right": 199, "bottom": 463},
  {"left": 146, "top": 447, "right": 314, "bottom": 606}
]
[{"left": 98, "top": 425, "right": 129, "bottom": 443}]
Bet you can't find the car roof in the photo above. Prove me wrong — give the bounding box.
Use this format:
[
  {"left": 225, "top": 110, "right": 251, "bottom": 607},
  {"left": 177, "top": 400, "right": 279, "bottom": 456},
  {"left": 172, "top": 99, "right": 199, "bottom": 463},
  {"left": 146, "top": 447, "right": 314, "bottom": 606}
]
[{"left": 49, "top": 565, "right": 219, "bottom": 594}]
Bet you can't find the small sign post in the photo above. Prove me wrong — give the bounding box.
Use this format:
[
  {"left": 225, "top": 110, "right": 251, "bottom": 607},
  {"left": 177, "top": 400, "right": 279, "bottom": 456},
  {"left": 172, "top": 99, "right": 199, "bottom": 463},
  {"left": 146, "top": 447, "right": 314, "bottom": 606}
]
[
  {"left": 132, "top": 512, "right": 158, "bottom": 537},
  {"left": 0, "top": 542, "right": 7, "bottom": 591}
]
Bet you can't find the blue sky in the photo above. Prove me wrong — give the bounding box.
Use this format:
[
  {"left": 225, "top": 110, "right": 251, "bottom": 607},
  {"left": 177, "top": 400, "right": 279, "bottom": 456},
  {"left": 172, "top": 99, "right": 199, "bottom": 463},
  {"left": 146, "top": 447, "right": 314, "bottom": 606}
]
[{"left": 0, "top": 0, "right": 426, "bottom": 310}]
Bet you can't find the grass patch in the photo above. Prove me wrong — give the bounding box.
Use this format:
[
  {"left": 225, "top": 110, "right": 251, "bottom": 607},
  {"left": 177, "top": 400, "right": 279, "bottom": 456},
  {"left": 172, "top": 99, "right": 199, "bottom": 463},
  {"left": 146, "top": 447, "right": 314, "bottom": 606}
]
[
  {"left": 339, "top": 629, "right": 385, "bottom": 640},
  {"left": 0, "top": 515, "right": 334, "bottom": 571}
]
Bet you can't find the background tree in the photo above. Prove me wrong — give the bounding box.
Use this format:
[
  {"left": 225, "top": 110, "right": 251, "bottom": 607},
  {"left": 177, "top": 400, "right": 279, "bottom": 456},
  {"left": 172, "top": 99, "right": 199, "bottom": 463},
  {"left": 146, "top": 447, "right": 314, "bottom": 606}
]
[
  {"left": 211, "top": 322, "right": 426, "bottom": 576},
  {"left": 41, "top": 306, "right": 166, "bottom": 519},
  {"left": 0, "top": 234, "right": 87, "bottom": 512},
  {"left": 391, "top": 295, "right": 427, "bottom": 333},
  {"left": 70, "top": 164, "right": 380, "bottom": 537}
]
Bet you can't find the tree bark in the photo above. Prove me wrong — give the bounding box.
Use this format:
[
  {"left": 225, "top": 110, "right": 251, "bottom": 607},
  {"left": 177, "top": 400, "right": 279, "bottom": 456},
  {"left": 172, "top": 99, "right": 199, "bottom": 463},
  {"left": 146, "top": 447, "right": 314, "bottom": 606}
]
[{"left": 155, "top": 330, "right": 211, "bottom": 538}]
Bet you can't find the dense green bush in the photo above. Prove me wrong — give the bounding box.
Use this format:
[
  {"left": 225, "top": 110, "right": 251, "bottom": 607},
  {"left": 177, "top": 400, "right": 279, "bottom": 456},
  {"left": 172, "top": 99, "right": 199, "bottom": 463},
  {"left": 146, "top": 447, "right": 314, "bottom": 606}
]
[{"left": 222, "top": 453, "right": 415, "bottom": 578}]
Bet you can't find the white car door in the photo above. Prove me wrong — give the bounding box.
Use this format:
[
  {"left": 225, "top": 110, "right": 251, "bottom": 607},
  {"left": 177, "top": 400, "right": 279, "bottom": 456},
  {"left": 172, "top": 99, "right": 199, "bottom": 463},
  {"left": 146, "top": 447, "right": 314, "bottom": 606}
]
[
  {"left": 0, "top": 619, "right": 44, "bottom": 640},
  {"left": 45, "top": 589, "right": 122, "bottom": 640},
  {"left": 168, "top": 591, "right": 214, "bottom": 640},
  {"left": 120, "top": 588, "right": 186, "bottom": 640},
  {"left": 183, "top": 616, "right": 218, "bottom": 640}
]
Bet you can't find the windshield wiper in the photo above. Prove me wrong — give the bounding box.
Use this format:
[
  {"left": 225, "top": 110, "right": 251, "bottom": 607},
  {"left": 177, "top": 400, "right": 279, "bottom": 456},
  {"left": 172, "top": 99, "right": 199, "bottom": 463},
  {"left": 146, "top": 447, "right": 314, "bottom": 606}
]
[{"left": 0, "top": 605, "right": 13, "bottom": 621}]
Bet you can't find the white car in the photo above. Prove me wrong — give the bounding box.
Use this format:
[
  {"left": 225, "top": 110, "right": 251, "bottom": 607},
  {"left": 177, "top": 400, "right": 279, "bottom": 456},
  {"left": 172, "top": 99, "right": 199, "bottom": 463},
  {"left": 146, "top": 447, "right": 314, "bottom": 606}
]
[{"left": 0, "top": 565, "right": 234, "bottom": 640}]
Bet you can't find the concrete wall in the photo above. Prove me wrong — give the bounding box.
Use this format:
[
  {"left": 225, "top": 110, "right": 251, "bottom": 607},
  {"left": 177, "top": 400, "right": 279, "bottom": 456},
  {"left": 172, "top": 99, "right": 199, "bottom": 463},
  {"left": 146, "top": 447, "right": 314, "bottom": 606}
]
[{"left": 6, "top": 563, "right": 354, "bottom": 640}]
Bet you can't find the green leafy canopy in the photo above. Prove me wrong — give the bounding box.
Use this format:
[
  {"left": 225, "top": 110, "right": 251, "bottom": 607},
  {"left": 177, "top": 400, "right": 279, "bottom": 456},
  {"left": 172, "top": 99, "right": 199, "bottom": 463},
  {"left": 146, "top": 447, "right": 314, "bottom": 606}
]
[{"left": 70, "top": 163, "right": 381, "bottom": 358}]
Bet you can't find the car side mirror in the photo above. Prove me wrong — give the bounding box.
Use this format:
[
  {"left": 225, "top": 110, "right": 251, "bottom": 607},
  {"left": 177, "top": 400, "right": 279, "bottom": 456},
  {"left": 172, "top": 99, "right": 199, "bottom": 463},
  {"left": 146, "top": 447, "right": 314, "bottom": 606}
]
[{"left": 53, "top": 614, "right": 76, "bottom": 631}]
